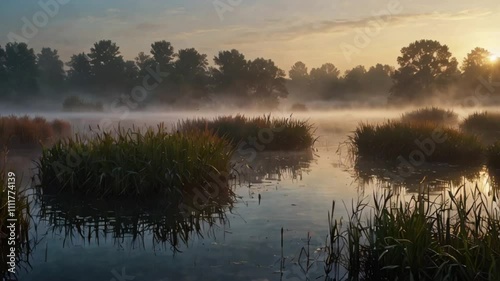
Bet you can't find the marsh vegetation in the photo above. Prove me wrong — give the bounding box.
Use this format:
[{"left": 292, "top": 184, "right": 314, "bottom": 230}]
[{"left": 0, "top": 115, "right": 71, "bottom": 148}]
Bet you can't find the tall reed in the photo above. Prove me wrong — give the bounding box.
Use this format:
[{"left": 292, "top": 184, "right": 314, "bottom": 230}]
[{"left": 324, "top": 186, "right": 500, "bottom": 280}]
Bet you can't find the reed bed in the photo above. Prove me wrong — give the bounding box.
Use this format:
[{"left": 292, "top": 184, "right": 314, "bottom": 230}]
[
  {"left": 350, "top": 121, "right": 483, "bottom": 165},
  {"left": 460, "top": 112, "right": 500, "bottom": 144},
  {"left": 36, "top": 124, "right": 233, "bottom": 198},
  {"left": 324, "top": 186, "right": 500, "bottom": 280},
  {"left": 0, "top": 115, "right": 72, "bottom": 148},
  {"left": 1, "top": 161, "right": 31, "bottom": 279},
  {"left": 401, "top": 107, "right": 458, "bottom": 127},
  {"left": 177, "top": 114, "right": 315, "bottom": 151}
]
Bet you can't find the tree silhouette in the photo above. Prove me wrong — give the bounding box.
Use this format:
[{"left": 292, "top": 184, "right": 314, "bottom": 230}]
[
  {"left": 37, "top": 47, "right": 65, "bottom": 95},
  {"left": 310, "top": 63, "right": 340, "bottom": 99},
  {"left": 344, "top": 65, "right": 367, "bottom": 94},
  {"left": 362, "top": 64, "right": 393, "bottom": 97},
  {"left": 248, "top": 58, "right": 288, "bottom": 108},
  {"left": 0, "top": 46, "right": 8, "bottom": 97},
  {"left": 289, "top": 61, "right": 309, "bottom": 81},
  {"left": 458, "top": 47, "right": 493, "bottom": 98},
  {"left": 123, "top": 60, "right": 140, "bottom": 89},
  {"left": 135, "top": 51, "right": 155, "bottom": 76},
  {"left": 88, "top": 40, "right": 126, "bottom": 93},
  {"left": 67, "top": 53, "right": 93, "bottom": 92},
  {"left": 390, "top": 39, "right": 459, "bottom": 104},
  {"left": 462, "top": 48, "right": 492, "bottom": 80},
  {"left": 151, "top": 41, "right": 175, "bottom": 70},
  {"left": 173, "top": 48, "right": 209, "bottom": 101},
  {"left": 211, "top": 49, "right": 250, "bottom": 96},
  {"left": 4, "top": 42, "right": 38, "bottom": 97}
]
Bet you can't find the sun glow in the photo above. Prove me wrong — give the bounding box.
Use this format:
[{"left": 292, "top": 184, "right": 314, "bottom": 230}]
[{"left": 489, "top": 54, "right": 498, "bottom": 62}]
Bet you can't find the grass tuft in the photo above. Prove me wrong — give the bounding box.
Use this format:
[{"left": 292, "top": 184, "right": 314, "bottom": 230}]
[
  {"left": 460, "top": 111, "right": 500, "bottom": 144},
  {"left": 350, "top": 121, "right": 483, "bottom": 165},
  {"left": 177, "top": 114, "right": 315, "bottom": 151},
  {"left": 401, "top": 107, "right": 458, "bottom": 126},
  {"left": 36, "top": 124, "right": 233, "bottom": 199}
]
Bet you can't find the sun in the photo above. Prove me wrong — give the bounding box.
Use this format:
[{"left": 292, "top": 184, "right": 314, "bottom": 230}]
[{"left": 489, "top": 54, "right": 498, "bottom": 62}]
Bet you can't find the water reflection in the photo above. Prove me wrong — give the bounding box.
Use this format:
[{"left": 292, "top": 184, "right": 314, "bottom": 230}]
[
  {"left": 35, "top": 191, "right": 234, "bottom": 253},
  {"left": 233, "top": 150, "right": 315, "bottom": 184},
  {"left": 352, "top": 159, "right": 482, "bottom": 194}
]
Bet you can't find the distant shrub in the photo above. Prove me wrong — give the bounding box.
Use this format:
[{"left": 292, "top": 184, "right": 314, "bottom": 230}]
[
  {"left": 460, "top": 112, "right": 500, "bottom": 144},
  {"left": 177, "top": 114, "right": 315, "bottom": 151},
  {"left": 290, "top": 103, "right": 308, "bottom": 112},
  {"left": 401, "top": 107, "right": 458, "bottom": 126},
  {"left": 63, "top": 96, "right": 103, "bottom": 112},
  {"left": 0, "top": 115, "right": 72, "bottom": 148}
]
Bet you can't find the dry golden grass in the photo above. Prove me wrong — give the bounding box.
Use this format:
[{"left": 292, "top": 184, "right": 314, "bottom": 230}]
[{"left": 0, "top": 115, "right": 72, "bottom": 148}]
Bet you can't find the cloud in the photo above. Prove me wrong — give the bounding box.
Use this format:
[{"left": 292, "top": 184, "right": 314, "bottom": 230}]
[
  {"left": 223, "top": 9, "right": 494, "bottom": 45},
  {"left": 165, "top": 7, "right": 186, "bottom": 16},
  {"left": 136, "top": 22, "right": 166, "bottom": 31}
]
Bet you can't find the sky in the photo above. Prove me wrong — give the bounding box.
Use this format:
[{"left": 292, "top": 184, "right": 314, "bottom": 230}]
[{"left": 1, "top": 0, "right": 500, "bottom": 73}]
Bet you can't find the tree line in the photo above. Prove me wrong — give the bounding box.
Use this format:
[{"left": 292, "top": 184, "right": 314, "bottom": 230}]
[{"left": 0, "top": 39, "right": 499, "bottom": 108}]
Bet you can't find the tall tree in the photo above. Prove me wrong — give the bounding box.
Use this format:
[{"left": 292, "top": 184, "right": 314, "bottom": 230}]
[
  {"left": 390, "top": 39, "right": 459, "bottom": 104},
  {"left": 310, "top": 63, "right": 340, "bottom": 81},
  {"left": 211, "top": 49, "right": 250, "bottom": 95},
  {"left": 135, "top": 51, "right": 154, "bottom": 76},
  {"left": 459, "top": 47, "right": 493, "bottom": 98},
  {"left": 37, "top": 47, "right": 65, "bottom": 94},
  {"left": 123, "top": 60, "right": 140, "bottom": 89},
  {"left": 173, "top": 48, "right": 209, "bottom": 100},
  {"left": 248, "top": 58, "right": 288, "bottom": 108},
  {"left": 0, "top": 46, "right": 8, "bottom": 96},
  {"left": 289, "top": 61, "right": 309, "bottom": 81},
  {"left": 462, "top": 47, "right": 492, "bottom": 80},
  {"left": 344, "top": 65, "right": 367, "bottom": 94},
  {"left": 4, "top": 42, "right": 38, "bottom": 97},
  {"left": 67, "top": 53, "right": 93, "bottom": 91},
  {"left": 150, "top": 41, "right": 174, "bottom": 70},
  {"left": 309, "top": 63, "right": 341, "bottom": 99},
  {"left": 361, "top": 64, "right": 394, "bottom": 96},
  {"left": 88, "top": 40, "right": 126, "bottom": 93}
]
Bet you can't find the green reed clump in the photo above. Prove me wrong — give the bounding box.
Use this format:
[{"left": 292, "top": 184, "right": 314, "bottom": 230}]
[
  {"left": 36, "top": 124, "right": 233, "bottom": 198},
  {"left": 460, "top": 112, "right": 500, "bottom": 144},
  {"left": 324, "top": 186, "right": 500, "bottom": 281},
  {"left": 1, "top": 164, "right": 31, "bottom": 279},
  {"left": 401, "top": 107, "right": 458, "bottom": 126},
  {"left": 177, "top": 114, "right": 315, "bottom": 151},
  {"left": 0, "top": 115, "right": 72, "bottom": 148},
  {"left": 350, "top": 121, "right": 483, "bottom": 165}
]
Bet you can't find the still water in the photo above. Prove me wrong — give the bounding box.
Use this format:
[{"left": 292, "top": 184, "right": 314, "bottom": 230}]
[{"left": 6, "top": 110, "right": 497, "bottom": 281}]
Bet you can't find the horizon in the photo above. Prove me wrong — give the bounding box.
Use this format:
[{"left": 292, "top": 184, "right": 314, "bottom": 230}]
[{"left": 1, "top": 0, "right": 500, "bottom": 73}]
